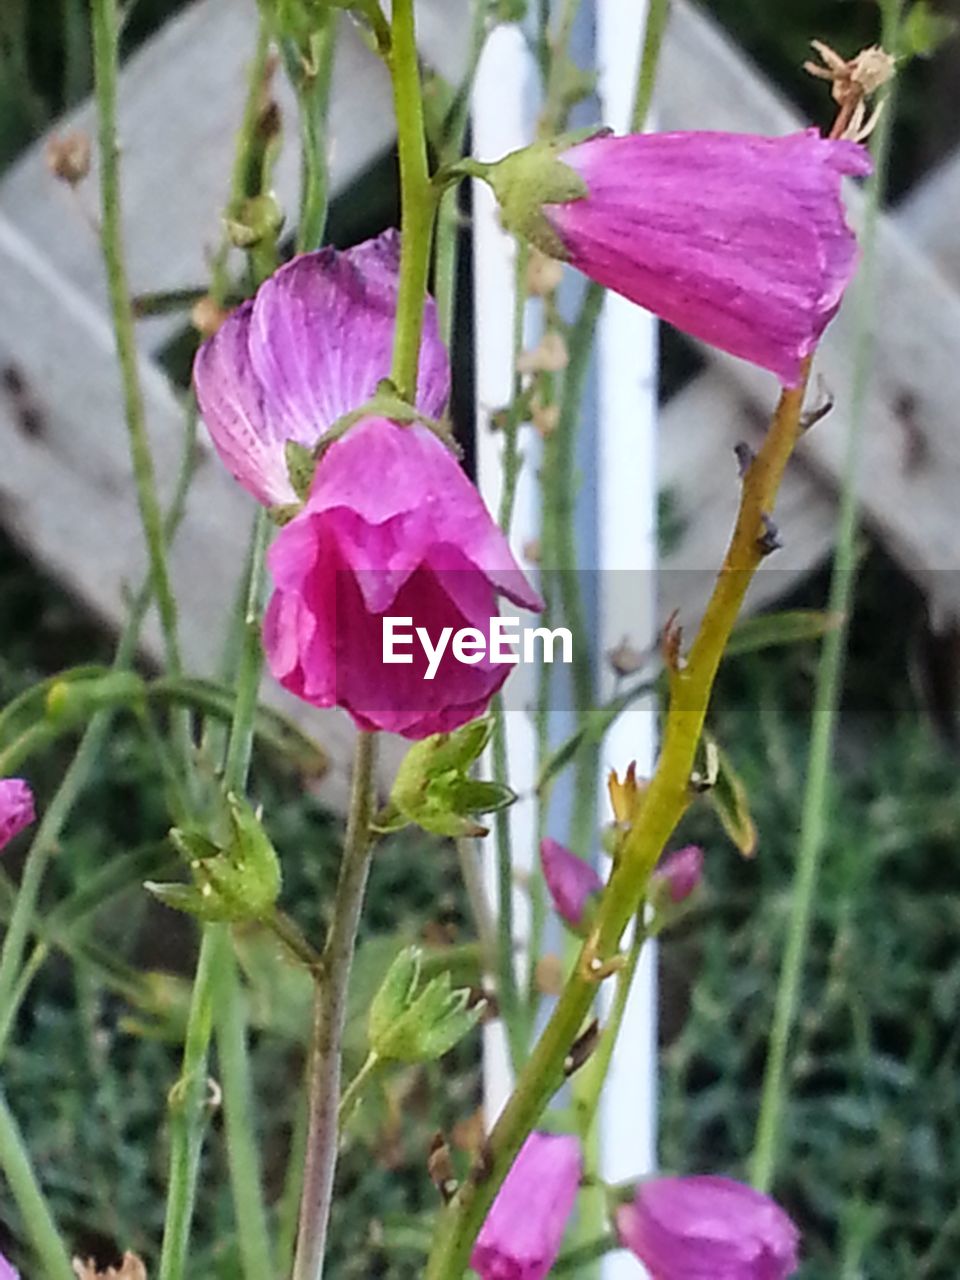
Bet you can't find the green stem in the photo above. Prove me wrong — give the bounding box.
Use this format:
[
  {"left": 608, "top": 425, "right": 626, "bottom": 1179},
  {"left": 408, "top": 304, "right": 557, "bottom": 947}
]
[
  {"left": 291, "top": 19, "right": 336, "bottom": 254},
  {"left": 216, "top": 947, "right": 274, "bottom": 1278},
  {"left": 223, "top": 508, "right": 271, "bottom": 793},
  {"left": 338, "top": 1050, "right": 382, "bottom": 1128},
  {"left": 630, "top": 0, "right": 670, "bottom": 133},
  {"left": 158, "top": 928, "right": 225, "bottom": 1280},
  {"left": 0, "top": 1084, "right": 73, "bottom": 1279},
  {"left": 490, "top": 695, "right": 524, "bottom": 1066},
  {"left": 292, "top": 732, "right": 378, "bottom": 1280},
  {"left": 553, "top": 1234, "right": 619, "bottom": 1274},
  {"left": 90, "top": 0, "right": 183, "bottom": 677},
  {"left": 424, "top": 371, "right": 812, "bottom": 1279},
  {"left": 387, "top": 0, "right": 437, "bottom": 401},
  {"left": 750, "top": 13, "right": 899, "bottom": 1194}
]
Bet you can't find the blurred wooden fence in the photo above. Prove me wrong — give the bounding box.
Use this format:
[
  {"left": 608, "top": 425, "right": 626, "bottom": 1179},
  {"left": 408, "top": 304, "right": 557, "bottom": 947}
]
[{"left": 1, "top": 0, "right": 958, "bottom": 807}]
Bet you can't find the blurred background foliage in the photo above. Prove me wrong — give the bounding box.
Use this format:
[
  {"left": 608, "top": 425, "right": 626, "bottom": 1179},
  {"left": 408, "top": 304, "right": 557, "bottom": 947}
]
[{"left": 2, "top": 0, "right": 960, "bottom": 1276}]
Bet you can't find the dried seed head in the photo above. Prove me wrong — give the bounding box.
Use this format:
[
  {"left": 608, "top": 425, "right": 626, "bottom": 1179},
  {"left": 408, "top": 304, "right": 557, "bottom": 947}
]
[{"left": 45, "top": 130, "right": 91, "bottom": 185}]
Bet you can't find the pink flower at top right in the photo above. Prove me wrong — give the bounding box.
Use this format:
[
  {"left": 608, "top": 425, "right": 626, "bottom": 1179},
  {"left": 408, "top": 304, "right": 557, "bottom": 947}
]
[{"left": 546, "top": 129, "right": 871, "bottom": 386}]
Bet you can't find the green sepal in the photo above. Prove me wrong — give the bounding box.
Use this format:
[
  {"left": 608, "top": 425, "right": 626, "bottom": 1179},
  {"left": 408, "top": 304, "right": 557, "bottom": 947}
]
[
  {"left": 480, "top": 130, "right": 606, "bottom": 258},
  {"left": 702, "top": 733, "right": 758, "bottom": 859},
  {"left": 225, "top": 193, "right": 284, "bottom": 248},
  {"left": 368, "top": 946, "right": 483, "bottom": 1063},
  {"left": 285, "top": 441, "right": 317, "bottom": 502},
  {"left": 153, "top": 793, "right": 283, "bottom": 923},
  {"left": 390, "top": 719, "right": 513, "bottom": 837}
]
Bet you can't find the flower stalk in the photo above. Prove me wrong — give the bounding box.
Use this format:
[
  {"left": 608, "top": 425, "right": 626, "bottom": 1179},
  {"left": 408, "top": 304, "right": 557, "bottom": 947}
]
[{"left": 424, "top": 364, "right": 812, "bottom": 1278}]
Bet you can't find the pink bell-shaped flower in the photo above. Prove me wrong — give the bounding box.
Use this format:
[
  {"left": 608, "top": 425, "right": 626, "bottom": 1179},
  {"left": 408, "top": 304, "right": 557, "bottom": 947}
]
[
  {"left": 0, "top": 779, "right": 34, "bottom": 853},
  {"left": 615, "top": 1175, "right": 800, "bottom": 1279},
  {"left": 263, "top": 417, "right": 541, "bottom": 738},
  {"left": 488, "top": 129, "right": 869, "bottom": 386},
  {"left": 193, "top": 230, "right": 450, "bottom": 506},
  {"left": 471, "top": 1132, "right": 582, "bottom": 1280}
]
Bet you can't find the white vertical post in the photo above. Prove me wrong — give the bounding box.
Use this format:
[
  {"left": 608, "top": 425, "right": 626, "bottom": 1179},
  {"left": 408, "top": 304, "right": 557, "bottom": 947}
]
[
  {"left": 471, "top": 23, "right": 540, "bottom": 1127},
  {"left": 596, "top": 1, "right": 659, "bottom": 1275}
]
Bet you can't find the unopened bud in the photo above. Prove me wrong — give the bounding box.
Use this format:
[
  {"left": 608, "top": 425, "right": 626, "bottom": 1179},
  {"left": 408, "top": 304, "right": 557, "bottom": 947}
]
[{"left": 45, "top": 130, "right": 91, "bottom": 185}]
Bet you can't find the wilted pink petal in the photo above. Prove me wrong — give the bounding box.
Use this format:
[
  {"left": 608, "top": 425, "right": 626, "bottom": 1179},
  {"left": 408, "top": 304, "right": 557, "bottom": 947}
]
[
  {"left": 264, "top": 417, "right": 541, "bottom": 738},
  {"left": 0, "top": 779, "right": 35, "bottom": 853},
  {"left": 193, "top": 230, "right": 450, "bottom": 506},
  {"left": 471, "top": 1132, "right": 581, "bottom": 1280},
  {"left": 651, "top": 845, "right": 704, "bottom": 904},
  {"left": 615, "top": 1175, "right": 800, "bottom": 1279},
  {"left": 546, "top": 130, "right": 870, "bottom": 385},
  {"left": 540, "top": 837, "right": 603, "bottom": 929}
]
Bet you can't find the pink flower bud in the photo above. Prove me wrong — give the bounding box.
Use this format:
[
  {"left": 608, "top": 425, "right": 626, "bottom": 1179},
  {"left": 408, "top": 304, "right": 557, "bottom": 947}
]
[
  {"left": 0, "top": 779, "right": 35, "bottom": 853},
  {"left": 263, "top": 417, "right": 541, "bottom": 738},
  {"left": 193, "top": 231, "right": 450, "bottom": 507},
  {"left": 544, "top": 130, "right": 870, "bottom": 386},
  {"left": 615, "top": 1175, "right": 800, "bottom": 1279},
  {"left": 540, "top": 838, "right": 603, "bottom": 930},
  {"left": 471, "top": 1132, "right": 582, "bottom": 1280},
  {"left": 651, "top": 845, "right": 704, "bottom": 904}
]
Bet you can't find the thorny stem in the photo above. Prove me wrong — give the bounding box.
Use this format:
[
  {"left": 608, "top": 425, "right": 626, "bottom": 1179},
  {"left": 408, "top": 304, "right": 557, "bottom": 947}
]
[
  {"left": 424, "top": 367, "right": 812, "bottom": 1279},
  {"left": 751, "top": 2, "right": 899, "bottom": 1193},
  {"left": 293, "top": 732, "right": 378, "bottom": 1280}
]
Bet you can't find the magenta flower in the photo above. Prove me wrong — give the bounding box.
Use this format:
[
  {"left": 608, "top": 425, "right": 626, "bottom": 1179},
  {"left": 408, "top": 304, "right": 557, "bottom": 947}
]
[
  {"left": 540, "top": 837, "right": 603, "bottom": 930},
  {"left": 615, "top": 1175, "right": 800, "bottom": 1279},
  {"left": 651, "top": 845, "right": 704, "bottom": 904},
  {"left": 193, "top": 231, "right": 450, "bottom": 506},
  {"left": 0, "top": 1252, "right": 18, "bottom": 1279},
  {"left": 544, "top": 129, "right": 870, "bottom": 385},
  {"left": 263, "top": 417, "right": 541, "bottom": 738},
  {"left": 0, "top": 779, "right": 35, "bottom": 853},
  {"left": 471, "top": 1132, "right": 581, "bottom": 1280}
]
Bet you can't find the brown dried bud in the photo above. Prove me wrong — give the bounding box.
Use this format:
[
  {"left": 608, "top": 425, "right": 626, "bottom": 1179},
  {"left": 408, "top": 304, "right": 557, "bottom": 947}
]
[
  {"left": 530, "top": 396, "right": 560, "bottom": 438},
  {"left": 190, "top": 295, "right": 230, "bottom": 339},
  {"left": 535, "top": 953, "right": 565, "bottom": 996},
  {"left": 607, "top": 637, "right": 645, "bottom": 677},
  {"left": 45, "top": 130, "right": 91, "bottom": 186},
  {"left": 526, "top": 249, "right": 565, "bottom": 297},
  {"left": 517, "top": 331, "right": 569, "bottom": 375}
]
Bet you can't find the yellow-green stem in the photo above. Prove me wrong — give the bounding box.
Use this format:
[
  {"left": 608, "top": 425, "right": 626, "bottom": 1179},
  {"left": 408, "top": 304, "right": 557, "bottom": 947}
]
[{"left": 424, "top": 367, "right": 811, "bottom": 1278}]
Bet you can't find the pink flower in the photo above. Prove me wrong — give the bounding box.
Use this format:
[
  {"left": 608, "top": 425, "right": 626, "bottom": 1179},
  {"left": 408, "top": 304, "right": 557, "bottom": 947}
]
[
  {"left": 0, "top": 779, "right": 35, "bottom": 853},
  {"left": 471, "top": 1132, "right": 581, "bottom": 1280},
  {"left": 540, "top": 837, "right": 603, "bottom": 930},
  {"left": 264, "top": 417, "right": 541, "bottom": 738},
  {"left": 615, "top": 1175, "right": 800, "bottom": 1279},
  {"left": 0, "top": 1255, "right": 18, "bottom": 1280},
  {"left": 651, "top": 845, "right": 704, "bottom": 904},
  {"left": 193, "top": 231, "right": 450, "bottom": 506},
  {"left": 545, "top": 130, "right": 870, "bottom": 385}
]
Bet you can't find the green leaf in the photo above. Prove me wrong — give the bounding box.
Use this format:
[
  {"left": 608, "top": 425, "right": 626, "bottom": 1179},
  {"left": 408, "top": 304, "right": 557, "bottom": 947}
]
[
  {"left": 726, "top": 610, "right": 843, "bottom": 659},
  {"left": 703, "top": 734, "right": 757, "bottom": 858},
  {"left": 899, "top": 2, "right": 958, "bottom": 59}
]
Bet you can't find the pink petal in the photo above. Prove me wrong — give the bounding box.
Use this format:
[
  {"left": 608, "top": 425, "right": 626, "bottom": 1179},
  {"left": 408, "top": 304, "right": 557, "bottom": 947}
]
[{"left": 0, "top": 779, "right": 35, "bottom": 853}]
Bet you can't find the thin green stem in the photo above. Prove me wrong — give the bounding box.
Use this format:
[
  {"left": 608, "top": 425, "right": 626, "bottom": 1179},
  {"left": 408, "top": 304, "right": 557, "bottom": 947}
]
[
  {"left": 90, "top": 0, "right": 183, "bottom": 677},
  {"left": 388, "top": 0, "right": 437, "bottom": 401},
  {"left": 750, "top": 15, "right": 899, "bottom": 1194},
  {"left": 553, "top": 1234, "right": 619, "bottom": 1274},
  {"left": 292, "top": 732, "right": 378, "bottom": 1280},
  {"left": 223, "top": 508, "right": 271, "bottom": 794},
  {"left": 158, "top": 928, "right": 225, "bottom": 1280},
  {"left": 0, "top": 1084, "right": 73, "bottom": 1279},
  {"left": 490, "top": 695, "right": 524, "bottom": 1065},
  {"left": 292, "top": 19, "right": 336, "bottom": 253},
  {"left": 216, "top": 947, "right": 274, "bottom": 1278},
  {"left": 338, "top": 1051, "right": 382, "bottom": 1128},
  {"left": 630, "top": 0, "right": 670, "bottom": 133}
]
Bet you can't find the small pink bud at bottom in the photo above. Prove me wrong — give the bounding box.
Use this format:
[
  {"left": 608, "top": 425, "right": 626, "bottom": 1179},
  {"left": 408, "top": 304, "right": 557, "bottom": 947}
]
[
  {"left": 651, "top": 845, "right": 704, "bottom": 904},
  {"left": 540, "top": 838, "right": 603, "bottom": 930},
  {"left": 0, "top": 779, "right": 35, "bottom": 853},
  {"left": 615, "top": 1175, "right": 800, "bottom": 1280}
]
